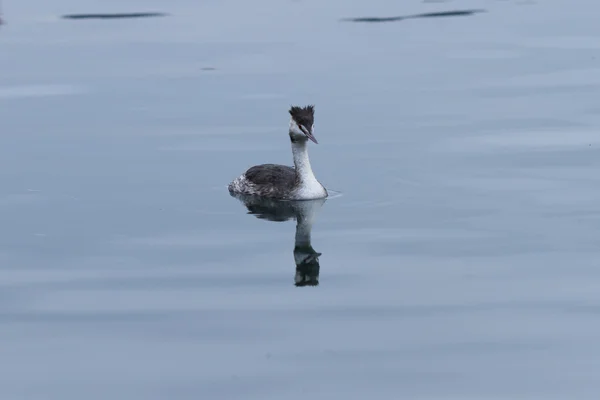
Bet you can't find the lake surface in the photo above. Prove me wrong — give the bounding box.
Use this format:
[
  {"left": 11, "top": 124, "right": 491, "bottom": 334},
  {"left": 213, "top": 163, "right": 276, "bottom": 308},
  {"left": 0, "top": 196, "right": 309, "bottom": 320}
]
[{"left": 2, "top": 0, "right": 600, "bottom": 399}]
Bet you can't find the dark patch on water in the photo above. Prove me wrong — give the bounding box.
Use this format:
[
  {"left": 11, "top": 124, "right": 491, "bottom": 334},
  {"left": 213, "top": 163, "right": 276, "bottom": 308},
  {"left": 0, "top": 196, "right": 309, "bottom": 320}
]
[
  {"left": 62, "top": 12, "right": 168, "bottom": 20},
  {"left": 342, "top": 9, "right": 485, "bottom": 23}
]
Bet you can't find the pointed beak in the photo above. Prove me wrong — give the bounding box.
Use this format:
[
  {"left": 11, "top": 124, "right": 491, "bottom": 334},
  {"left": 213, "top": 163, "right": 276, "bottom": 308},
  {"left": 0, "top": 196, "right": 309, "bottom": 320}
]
[{"left": 300, "top": 125, "right": 318, "bottom": 144}]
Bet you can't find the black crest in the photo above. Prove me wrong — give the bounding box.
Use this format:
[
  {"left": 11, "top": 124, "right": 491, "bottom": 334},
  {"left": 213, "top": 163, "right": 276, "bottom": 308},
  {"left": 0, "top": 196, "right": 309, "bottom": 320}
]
[{"left": 289, "top": 105, "right": 315, "bottom": 129}]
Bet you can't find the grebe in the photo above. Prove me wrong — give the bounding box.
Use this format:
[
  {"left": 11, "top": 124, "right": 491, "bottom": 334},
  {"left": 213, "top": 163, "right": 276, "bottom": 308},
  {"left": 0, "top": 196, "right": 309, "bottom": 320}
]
[
  {"left": 228, "top": 105, "right": 328, "bottom": 200},
  {"left": 230, "top": 192, "right": 325, "bottom": 286}
]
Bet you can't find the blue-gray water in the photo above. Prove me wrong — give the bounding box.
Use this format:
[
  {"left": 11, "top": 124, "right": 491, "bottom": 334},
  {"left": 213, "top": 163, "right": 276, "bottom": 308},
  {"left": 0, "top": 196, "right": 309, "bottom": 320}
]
[{"left": 2, "top": 0, "right": 600, "bottom": 399}]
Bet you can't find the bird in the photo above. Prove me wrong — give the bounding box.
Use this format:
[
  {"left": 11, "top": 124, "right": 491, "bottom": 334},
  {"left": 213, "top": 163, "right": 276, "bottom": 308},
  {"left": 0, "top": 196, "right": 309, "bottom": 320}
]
[{"left": 228, "top": 105, "right": 328, "bottom": 200}]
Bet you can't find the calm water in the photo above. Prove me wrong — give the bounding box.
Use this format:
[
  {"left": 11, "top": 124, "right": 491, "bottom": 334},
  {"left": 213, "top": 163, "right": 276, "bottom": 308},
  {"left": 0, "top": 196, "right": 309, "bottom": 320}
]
[{"left": 2, "top": 0, "right": 600, "bottom": 399}]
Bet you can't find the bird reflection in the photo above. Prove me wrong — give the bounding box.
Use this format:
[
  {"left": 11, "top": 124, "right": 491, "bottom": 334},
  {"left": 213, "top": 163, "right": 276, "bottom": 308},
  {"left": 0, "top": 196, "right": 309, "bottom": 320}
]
[{"left": 230, "top": 193, "right": 326, "bottom": 287}]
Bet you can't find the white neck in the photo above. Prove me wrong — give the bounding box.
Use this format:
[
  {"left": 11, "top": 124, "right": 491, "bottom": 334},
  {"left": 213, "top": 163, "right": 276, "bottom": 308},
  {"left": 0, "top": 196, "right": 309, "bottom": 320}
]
[
  {"left": 288, "top": 117, "right": 327, "bottom": 200},
  {"left": 290, "top": 140, "right": 327, "bottom": 199},
  {"left": 291, "top": 140, "right": 317, "bottom": 184}
]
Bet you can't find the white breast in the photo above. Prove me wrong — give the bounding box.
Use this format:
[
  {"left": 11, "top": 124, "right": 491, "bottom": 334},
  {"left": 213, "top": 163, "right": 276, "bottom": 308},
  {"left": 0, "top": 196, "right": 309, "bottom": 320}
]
[{"left": 294, "top": 179, "right": 328, "bottom": 200}]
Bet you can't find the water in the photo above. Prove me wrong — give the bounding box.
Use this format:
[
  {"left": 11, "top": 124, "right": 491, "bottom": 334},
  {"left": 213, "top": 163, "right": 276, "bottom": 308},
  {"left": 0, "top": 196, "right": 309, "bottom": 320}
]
[{"left": 2, "top": 0, "right": 600, "bottom": 398}]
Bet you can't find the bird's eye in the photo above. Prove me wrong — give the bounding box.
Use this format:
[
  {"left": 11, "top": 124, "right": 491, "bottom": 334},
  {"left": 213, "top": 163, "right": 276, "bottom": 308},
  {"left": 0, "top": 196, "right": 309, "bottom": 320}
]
[{"left": 299, "top": 124, "right": 310, "bottom": 135}]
